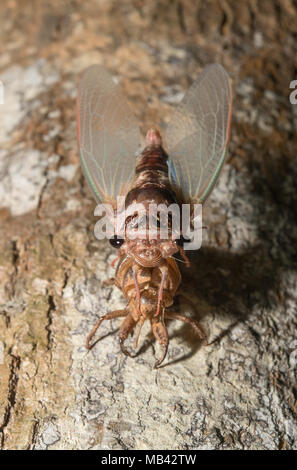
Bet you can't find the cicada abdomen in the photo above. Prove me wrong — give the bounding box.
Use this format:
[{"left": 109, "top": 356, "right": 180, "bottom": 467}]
[{"left": 77, "top": 64, "right": 232, "bottom": 368}]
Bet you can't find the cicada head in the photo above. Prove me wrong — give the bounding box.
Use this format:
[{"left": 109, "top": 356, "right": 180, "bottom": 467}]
[
  {"left": 118, "top": 206, "right": 180, "bottom": 267},
  {"left": 125, "top": 237, "right": 180, "bottom": 268}
]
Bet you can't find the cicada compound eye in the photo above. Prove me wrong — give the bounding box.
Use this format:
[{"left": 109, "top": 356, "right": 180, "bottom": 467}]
[{"left": 109, "top": 235, "right": 124, "bottom": 249}]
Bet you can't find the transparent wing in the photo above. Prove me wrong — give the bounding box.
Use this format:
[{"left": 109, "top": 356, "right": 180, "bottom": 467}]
[
  {"left": 77, "top": 65, "right": 141, "bottom": 203},
  {"left": 165, "top": 64, "right": 232, "bottom": 204}
]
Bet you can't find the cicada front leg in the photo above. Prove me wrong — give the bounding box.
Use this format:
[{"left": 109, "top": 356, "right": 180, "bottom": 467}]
[
  {"left": 86, "top": 309, "right": 128, "bottom": 350},
  {"left": 151, "top": 312, "right": 169, "bottom": 369},
  {"left": 118, "top": 313, "right": 138, "bottom": 357}
]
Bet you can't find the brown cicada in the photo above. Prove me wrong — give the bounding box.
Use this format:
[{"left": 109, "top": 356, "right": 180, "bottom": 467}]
[{"left": 76, "top": 64, "right": 232, "bottom": 368}]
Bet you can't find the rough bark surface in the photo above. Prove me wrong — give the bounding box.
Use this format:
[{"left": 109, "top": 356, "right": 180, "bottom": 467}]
[{"left": 0, "top": 0, "right": 296, "bottom": 450}]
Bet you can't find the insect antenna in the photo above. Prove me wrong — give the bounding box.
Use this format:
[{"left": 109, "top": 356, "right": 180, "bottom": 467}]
[{"left": 169, "top": 255, "right": 188, "bottom": 265}]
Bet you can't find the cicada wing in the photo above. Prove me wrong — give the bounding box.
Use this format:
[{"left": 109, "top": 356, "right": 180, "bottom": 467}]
[
  {"left": 77, "top": 65, "right": 141, "bottom": 204},
  {"left": 165, "top": 64, "right": 232, "bottom": 204}
]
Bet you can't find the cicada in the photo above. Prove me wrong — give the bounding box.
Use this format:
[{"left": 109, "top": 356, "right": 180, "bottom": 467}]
[{"left": 76, "top": 64, "right": 232, "bottom": 368}]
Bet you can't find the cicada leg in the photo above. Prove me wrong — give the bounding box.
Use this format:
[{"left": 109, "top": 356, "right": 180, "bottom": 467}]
[
  {"left": 132, "top": 268, "right": 141, "bottom": 315},
  {"left": 86, "top": 309, "right": 127, "bottom": 350},
  {"left": 111, "top": 255, "right": 121, "bottom": 268},
  {"left": 151, "top": 313, "right": 169, "bottom": 369},
  {"left": 155, "top": 269, "right": 167, "bottom": 317},
  {"left": 101, "top": 278, "right": 115, "bottom": 287},
  {"left": 118, "top": 313, "right": 138, "bottom": 357},
  {"left": 165, "top": 311, "right": 208, "bottom": 344},
  {"left": 178, "top": 247, "right": 190, "bottom": 268}
]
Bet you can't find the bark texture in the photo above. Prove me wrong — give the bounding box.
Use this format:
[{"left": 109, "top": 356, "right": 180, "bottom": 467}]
[{"left": 0, "top": 0, "right": 296, "bottom": 450}]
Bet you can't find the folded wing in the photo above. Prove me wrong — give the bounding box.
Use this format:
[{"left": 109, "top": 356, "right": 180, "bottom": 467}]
[
  {"left": 77, "top": 65, "right": 141, "bottom": 204},
  {"left": 165, "top": 64, "right": 232, "bottom": 204}
]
